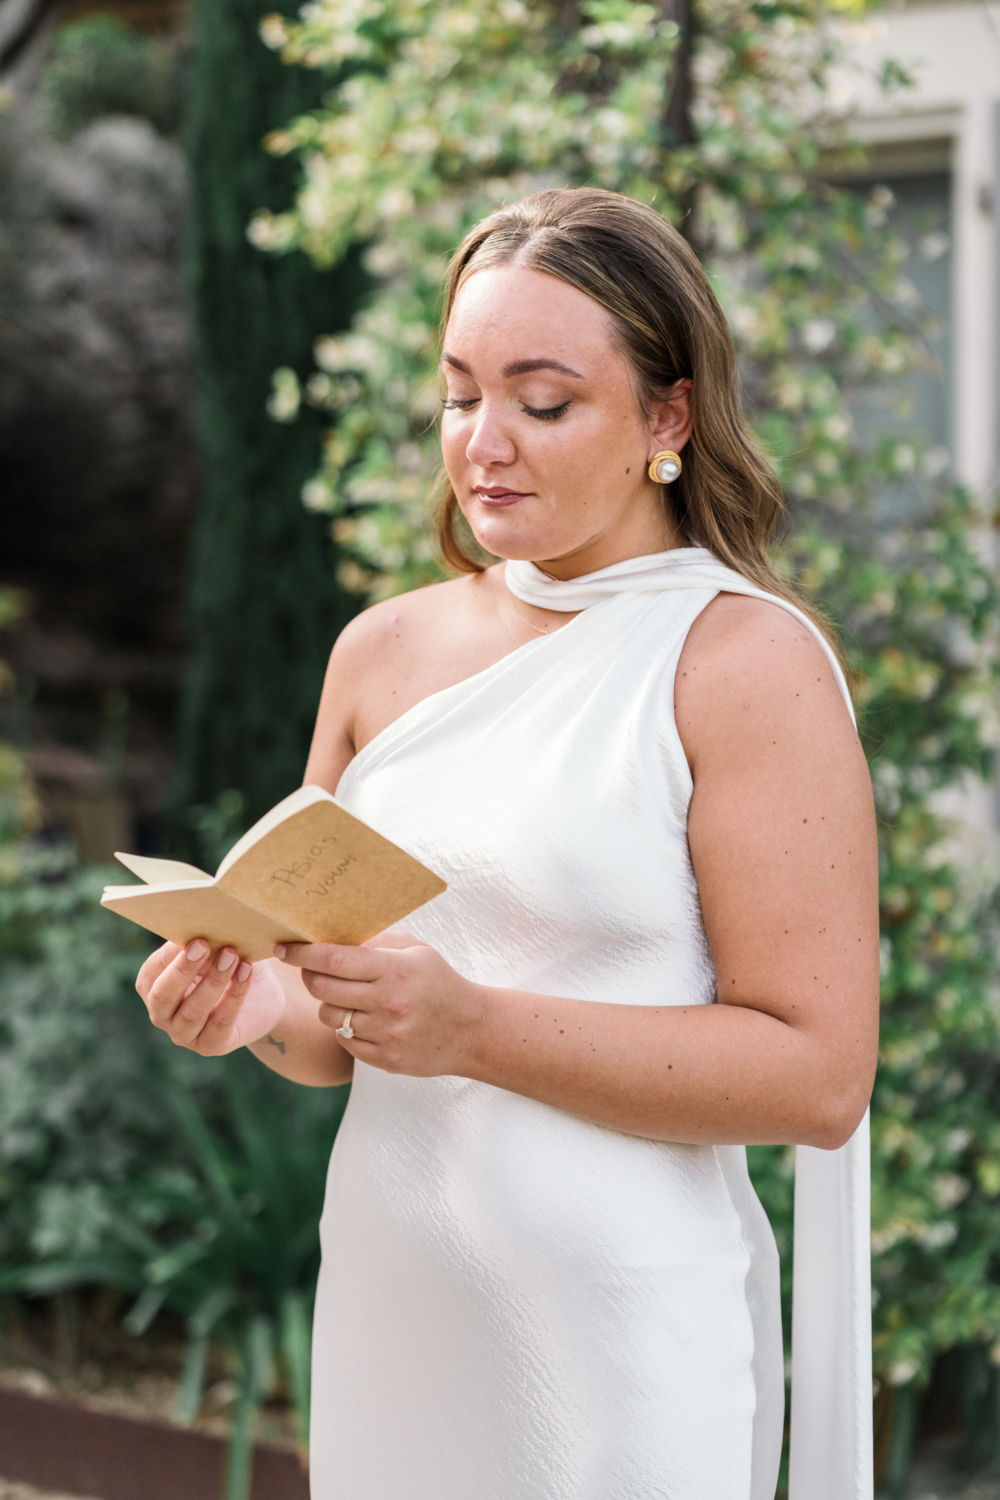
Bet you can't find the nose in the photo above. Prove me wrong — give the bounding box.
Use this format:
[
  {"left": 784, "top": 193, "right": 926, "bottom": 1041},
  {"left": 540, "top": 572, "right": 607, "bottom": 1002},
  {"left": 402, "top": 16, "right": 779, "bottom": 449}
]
[{"left": 465, "top": 401, "right": 517, "bottom": 469}]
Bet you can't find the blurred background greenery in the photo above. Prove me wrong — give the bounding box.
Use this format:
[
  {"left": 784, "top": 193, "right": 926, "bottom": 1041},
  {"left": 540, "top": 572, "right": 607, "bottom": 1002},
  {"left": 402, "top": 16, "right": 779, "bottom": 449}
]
[{"left": 1, "top": 0, "right": 1000, "bottom": 1496}]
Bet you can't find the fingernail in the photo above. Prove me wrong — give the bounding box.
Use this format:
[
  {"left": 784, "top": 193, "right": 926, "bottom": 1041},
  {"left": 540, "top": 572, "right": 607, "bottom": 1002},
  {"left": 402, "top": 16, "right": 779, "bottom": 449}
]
[
  {"left": 236, "top": 961, "right": 251, "bottom": 983},
  {"left": 187, "top": 939, "right": 208, "bottom": 961},
  {"left": 273, "top": 944, "right": 286, "bottom": 960},
  {"left": 216, "top": 949, "right": 237, "bottom": 973}
]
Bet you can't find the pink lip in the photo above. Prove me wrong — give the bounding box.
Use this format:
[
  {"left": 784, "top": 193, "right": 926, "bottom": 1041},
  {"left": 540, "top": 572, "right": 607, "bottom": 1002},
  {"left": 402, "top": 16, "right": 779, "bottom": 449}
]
[{"left": 474, "top": 486, "right": 531, "bottom": 507}]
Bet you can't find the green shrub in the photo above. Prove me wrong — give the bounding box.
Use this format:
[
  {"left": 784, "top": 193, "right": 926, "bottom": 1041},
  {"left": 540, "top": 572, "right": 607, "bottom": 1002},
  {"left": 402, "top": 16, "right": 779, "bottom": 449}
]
[
  {"left": 43, "top": 17, "right": 183, "bottom": 140},
  {"left": 0, "top": 832, "right": 347, "bottom": 1497}
]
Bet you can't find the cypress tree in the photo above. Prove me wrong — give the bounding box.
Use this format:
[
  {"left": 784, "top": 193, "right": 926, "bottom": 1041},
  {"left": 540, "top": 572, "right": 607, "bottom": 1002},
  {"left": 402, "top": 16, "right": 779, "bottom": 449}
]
[{"left": 177, "top": 0, "right": 365, "bottom": 830}]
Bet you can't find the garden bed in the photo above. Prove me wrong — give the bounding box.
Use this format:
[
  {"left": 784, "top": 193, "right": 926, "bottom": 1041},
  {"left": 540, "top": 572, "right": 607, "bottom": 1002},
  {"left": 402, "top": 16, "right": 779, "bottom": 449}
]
[{"left": 0, "top": 1296, "right": 306, "bottom": 1500}]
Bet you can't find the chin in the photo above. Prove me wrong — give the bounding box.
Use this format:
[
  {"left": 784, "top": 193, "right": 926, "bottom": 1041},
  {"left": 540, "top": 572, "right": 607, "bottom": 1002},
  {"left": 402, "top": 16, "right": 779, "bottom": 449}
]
[{"left": 468, "top": 511, "right": 561, "bottom": 564}]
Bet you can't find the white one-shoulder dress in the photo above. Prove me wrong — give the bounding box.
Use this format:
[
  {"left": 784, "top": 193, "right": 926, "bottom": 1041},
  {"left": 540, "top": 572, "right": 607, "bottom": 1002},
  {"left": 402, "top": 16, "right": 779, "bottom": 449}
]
[{"left": 310, "top": 548, "right": 872, "bottom": 1500}]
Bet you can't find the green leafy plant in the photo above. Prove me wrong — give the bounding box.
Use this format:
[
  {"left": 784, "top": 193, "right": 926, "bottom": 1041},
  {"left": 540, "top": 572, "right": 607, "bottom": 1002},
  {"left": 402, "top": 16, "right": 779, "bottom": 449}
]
[
  {"left": 43, "top": 16, "right": 183, "bottom": 140},
  {"left": 0, "top": 796, "right": 346, "bottom": 1497}
]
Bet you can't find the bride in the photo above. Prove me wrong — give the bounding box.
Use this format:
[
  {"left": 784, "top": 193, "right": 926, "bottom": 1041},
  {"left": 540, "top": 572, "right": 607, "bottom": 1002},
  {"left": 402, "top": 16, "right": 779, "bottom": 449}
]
[{"left": 137, "top": 187, "right": 879, "bottom": 1500}]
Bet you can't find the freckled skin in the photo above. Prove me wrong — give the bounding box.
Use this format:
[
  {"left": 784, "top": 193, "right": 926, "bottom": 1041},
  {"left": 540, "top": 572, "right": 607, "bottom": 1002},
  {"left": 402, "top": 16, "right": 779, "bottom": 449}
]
[{"left": 134, "top": 263, "right": 880, "bottom": 1150}]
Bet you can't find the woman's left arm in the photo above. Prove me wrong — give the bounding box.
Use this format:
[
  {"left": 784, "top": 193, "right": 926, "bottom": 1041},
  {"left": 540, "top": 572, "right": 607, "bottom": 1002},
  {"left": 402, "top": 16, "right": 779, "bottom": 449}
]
[{"left": 279, "top": 596, "right": 880, "bottom": 1149}]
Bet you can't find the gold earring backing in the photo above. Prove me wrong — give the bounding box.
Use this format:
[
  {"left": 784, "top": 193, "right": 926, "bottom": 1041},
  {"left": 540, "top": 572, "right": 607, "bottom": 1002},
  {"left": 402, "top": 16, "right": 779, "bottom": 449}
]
[{"left": 648, "top": 450, "right": 683, "bottom": 485}]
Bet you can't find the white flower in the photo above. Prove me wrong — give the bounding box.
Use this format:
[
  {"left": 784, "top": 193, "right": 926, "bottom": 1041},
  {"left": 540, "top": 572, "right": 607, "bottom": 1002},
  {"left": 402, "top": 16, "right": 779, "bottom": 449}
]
[
  {"left": 266, "top": 368, "right": 301, "bottom": 423},
  {"left": 783, "top": 244, "right": 820, "bottom": 270},
  {"left": 729, "top": 304, "right": 761, "bottom": 339},
  {"left": 919, "top": 230, "right": 950, "bottom": 261},
  {"left": 824, "top": 413, "right": 852, "bottom": 441},
  {"left": 378, "top": 188, "right": 416, "bottom": 221},
  {"left": 802, "top": 319, "right": 836, "bottom": 353},
  {"left": 259, "top": 14, "right": 290, "bottom": 49},
  {"left": 302, "top": 479, "right": 333, "bottom": 511},
  {"left": 932, "top": 1174, "right": 969, "bottom": 1210},
  {"left": 916, "top": 1222, "right": 958, "bottom": 1249}
]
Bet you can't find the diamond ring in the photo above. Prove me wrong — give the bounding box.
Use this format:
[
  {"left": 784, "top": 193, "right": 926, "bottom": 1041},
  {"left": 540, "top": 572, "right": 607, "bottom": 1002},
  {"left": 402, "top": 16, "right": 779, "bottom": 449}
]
[{"left": 336, "top": 1010, "right": 355, "bottom": 1039}]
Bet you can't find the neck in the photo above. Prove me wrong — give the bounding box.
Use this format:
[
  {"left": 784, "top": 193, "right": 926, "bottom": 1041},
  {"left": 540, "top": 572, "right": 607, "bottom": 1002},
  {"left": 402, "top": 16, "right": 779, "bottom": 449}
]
[{"left": 528, "top": 488, "right": 687, "bottom": 581}]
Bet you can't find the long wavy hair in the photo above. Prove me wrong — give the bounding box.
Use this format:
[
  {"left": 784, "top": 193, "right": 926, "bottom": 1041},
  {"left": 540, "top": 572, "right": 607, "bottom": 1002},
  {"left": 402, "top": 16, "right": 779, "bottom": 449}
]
[{"left": 434, "top": 186, "right": 837, "bottom": 654}]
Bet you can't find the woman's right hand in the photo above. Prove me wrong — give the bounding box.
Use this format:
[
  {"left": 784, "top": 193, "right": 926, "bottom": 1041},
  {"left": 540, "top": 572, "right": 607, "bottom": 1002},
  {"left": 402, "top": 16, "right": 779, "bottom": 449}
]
[{"left": 136, "top": 940, "right": 286, "bottom": 1056}]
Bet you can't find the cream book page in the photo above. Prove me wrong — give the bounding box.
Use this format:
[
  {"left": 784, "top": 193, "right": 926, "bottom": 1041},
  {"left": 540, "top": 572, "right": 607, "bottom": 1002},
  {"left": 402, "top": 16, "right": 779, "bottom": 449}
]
[{"left": 101, "top": 786, "right": 446, "bottom": 962}]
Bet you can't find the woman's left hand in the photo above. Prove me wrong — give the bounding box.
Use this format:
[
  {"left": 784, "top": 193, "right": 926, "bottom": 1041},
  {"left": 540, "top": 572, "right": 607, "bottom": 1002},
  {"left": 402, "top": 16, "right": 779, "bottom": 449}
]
[{"left": 274, "top": 933, "right": 489, "bottom": 1077}]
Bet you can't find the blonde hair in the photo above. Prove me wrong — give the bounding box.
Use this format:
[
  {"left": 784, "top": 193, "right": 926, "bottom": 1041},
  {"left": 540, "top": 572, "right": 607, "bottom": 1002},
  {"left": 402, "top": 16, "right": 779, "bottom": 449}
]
[{"left": 435, "top": 186, "right": 837, "bottom": 654}]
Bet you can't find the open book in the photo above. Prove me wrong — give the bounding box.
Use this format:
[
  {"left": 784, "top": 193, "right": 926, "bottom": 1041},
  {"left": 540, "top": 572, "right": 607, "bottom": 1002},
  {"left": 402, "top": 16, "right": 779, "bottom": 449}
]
[{"left": 101, "top": 785, "right": 447, "bottom": 962}]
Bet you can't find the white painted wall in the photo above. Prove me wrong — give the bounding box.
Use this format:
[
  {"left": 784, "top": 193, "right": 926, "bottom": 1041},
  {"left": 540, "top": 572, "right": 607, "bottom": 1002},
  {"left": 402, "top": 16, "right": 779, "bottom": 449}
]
[{"left": 836, "top": 3, "right": 1000, "bottom": 497}]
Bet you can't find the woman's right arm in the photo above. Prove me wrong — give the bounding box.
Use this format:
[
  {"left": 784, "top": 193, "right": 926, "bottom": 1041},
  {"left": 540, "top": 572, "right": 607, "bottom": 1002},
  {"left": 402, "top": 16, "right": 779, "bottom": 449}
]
[
  {"left": 136, "top": 939, "right": 353, "bottom": 1087},
  {"left": 134, "top": 594, "right": 418, "bottom": 1085}
]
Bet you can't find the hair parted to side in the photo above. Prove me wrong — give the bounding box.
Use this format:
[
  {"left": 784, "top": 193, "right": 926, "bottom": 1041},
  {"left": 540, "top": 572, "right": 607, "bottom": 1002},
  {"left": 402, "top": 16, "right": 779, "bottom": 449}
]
[{"left": 435, "top": 185, "right": 839, "bottom": 657}]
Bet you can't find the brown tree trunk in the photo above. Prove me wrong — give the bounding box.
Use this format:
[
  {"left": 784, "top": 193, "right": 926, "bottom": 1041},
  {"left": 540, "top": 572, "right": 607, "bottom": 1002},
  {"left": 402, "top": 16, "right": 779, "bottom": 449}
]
[{"left": 662, "top": 0, "right": 693, "bottom": 148}]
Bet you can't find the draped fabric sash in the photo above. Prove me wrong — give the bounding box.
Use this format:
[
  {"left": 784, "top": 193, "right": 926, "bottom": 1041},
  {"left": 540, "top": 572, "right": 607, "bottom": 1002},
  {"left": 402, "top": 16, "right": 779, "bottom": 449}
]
[{"left": 507, "top": 547, "right": 873, "bottom": 1500}]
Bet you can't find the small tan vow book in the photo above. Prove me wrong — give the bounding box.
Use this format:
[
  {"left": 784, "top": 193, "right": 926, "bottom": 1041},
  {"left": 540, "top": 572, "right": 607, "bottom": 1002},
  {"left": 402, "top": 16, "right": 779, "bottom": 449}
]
[{"left": 100, "top": 785, "right": 447, "bottom": 961}]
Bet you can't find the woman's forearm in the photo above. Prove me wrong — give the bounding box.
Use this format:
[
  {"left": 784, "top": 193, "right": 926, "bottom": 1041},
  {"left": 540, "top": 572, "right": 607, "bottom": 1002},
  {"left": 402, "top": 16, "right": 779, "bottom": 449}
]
[
  {"left": 282, "top": 938, "right": 875, "bottom": 1145},
  {"left": 464, "top": 985, "right": 873, "bottom": 1150},
  {"left": 248, "top": 957, "right": 354, "bottom": 1087}
]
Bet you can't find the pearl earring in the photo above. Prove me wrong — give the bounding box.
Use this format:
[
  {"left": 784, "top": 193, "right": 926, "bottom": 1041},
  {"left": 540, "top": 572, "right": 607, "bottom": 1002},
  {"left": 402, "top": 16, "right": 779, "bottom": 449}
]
[{"left": 648, "top": 450, "right": 683, "bottom": 484}]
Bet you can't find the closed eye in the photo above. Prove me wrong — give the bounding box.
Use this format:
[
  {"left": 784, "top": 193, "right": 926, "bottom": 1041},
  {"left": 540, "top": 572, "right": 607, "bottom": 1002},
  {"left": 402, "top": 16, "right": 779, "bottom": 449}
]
[
  {"left": 521, "top": 401, "right": 571, "bottom": 421},
  {"left": 441, "top": 397, "right": 571, "bottom": 421}
]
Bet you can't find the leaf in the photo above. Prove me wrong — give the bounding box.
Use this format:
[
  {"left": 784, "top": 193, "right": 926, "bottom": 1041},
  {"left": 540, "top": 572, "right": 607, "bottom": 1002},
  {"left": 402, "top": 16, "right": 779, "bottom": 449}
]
[{"left": 280, "top": 1290, "right": 313, "bottom": 1452}]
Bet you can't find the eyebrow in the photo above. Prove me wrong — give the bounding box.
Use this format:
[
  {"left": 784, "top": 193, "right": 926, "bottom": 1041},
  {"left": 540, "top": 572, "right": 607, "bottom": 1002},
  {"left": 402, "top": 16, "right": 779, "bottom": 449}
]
[{"left": 441, "top": 353, "right": 584, "bottom": 379}]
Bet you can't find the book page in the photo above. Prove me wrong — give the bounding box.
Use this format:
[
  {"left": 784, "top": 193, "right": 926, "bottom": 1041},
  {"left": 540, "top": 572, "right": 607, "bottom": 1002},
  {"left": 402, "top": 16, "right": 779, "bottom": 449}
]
[
  {"left": 100, "top": 883, "right": 313, "bottom": 962},
  {"left": 114, "top": 853, "right": 212, "bottom": 885},
  {"left": 217, "top": 799, "right": 446, "bottom": 946}
]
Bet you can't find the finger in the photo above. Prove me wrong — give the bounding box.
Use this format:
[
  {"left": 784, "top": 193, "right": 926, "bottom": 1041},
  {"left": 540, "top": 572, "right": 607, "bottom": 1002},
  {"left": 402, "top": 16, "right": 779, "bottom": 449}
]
[
  {"left": 301, "top": 971, "right": 376, "bottom": 1007},
  {"left": 136, "top": 941, "right": 184, "bottom": 1001},
  {"left": 197, "top": 960, "right": 254, "bottom": 1052},
  {"left": 144, "top": 939, "right": 215, "bottom": 1024},
  {"left": 319, "top": 1005, "right": 380, "bottom": 1059},
  {"left": 318, "top": 1002, "right": 366, "bottom": 1037},
  {"left": 148, "top": 941, "right": 231, "bottom": 1032},
  {"left": 170, "top": 948, "right": 244, "bottom": 1042},
  {"left": 275, "top": 942, "right": 387, "bottom": 982}
]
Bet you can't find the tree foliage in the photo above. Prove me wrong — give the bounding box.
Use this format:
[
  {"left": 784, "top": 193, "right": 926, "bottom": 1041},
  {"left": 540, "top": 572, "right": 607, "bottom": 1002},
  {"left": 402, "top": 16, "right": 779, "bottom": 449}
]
[
  {"left": 43, "top": 16, "right": 184, "bottom": 140},
  {"left": 252, "top": 0, "right": 1000, "bottom": 1417},
  {"left": 176, "top": 0, "right": 368, "bottom": 830}
]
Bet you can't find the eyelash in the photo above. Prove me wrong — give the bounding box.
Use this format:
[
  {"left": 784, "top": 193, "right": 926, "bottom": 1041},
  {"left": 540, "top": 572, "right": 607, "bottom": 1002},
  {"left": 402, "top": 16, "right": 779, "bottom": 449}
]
[{"left": 441, "top": 399, "right": 571, "bottom": 422}]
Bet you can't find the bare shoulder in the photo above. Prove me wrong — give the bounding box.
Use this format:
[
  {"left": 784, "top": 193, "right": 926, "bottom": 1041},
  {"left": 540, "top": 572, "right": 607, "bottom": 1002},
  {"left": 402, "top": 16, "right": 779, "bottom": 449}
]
[
  {"left": 675, "top": 591, "right": 857, "bottom": 775},
  {"left": 305, "top": 569, "right": 499, "bottom": 789},
  {"left": 330, "top": 573, "right": 473, "bottom": 671}
]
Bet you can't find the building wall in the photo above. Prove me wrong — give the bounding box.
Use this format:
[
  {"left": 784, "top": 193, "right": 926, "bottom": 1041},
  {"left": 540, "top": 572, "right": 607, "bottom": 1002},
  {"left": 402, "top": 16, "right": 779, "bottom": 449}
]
[{"left": 837, "top": 2, "right": 1000, "bottom": 497}]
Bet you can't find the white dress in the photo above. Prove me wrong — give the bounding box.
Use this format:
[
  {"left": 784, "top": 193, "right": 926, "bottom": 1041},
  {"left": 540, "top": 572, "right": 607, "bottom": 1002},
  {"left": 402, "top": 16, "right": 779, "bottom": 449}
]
[{"left": 310, "top": 548, "right": 872, "bottom": 1500}]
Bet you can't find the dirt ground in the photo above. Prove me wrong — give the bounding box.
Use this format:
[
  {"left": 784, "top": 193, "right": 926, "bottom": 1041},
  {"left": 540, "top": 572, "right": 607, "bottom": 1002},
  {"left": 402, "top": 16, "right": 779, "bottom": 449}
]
[
  {"left": 3, "top": 1456, "right": 1000, "bottom": 1500},
  {"left": 0, "top": 1460, "right": 998, "bottom": 1499},
  {"left": 908, "top": 1447, "right": 1000, "bottom": 1499},
  {"left": 0, "top": 1293, "right": 297, "bottom": 1448},
  {"left": 0, "top": 1485, "right": 99, "bottom": 1500}
]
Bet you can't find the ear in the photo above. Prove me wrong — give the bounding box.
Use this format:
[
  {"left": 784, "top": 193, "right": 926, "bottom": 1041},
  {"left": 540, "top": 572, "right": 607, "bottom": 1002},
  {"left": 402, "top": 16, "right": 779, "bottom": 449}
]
[{"left": 646, "top": 379, "right": 693, "bottom": 462}]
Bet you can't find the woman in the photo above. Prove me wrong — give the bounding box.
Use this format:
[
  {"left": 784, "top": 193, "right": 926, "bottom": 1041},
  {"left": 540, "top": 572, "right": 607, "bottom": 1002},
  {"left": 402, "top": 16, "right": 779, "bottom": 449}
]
[{"left": 137, "top": 188, "right": 879, "bottom": 1500}]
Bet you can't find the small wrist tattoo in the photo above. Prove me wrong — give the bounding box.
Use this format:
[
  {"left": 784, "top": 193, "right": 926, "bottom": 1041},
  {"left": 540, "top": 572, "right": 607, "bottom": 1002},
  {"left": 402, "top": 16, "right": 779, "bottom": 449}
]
[{"left": 267, "top": 1034, "right": 286, "bottom": 1055}]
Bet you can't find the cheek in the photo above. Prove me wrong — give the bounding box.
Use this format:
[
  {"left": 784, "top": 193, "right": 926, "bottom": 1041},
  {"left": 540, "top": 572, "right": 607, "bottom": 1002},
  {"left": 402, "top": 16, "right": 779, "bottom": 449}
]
[{"left": 529, "top": 408, "right": 636, "bottom": 487}]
